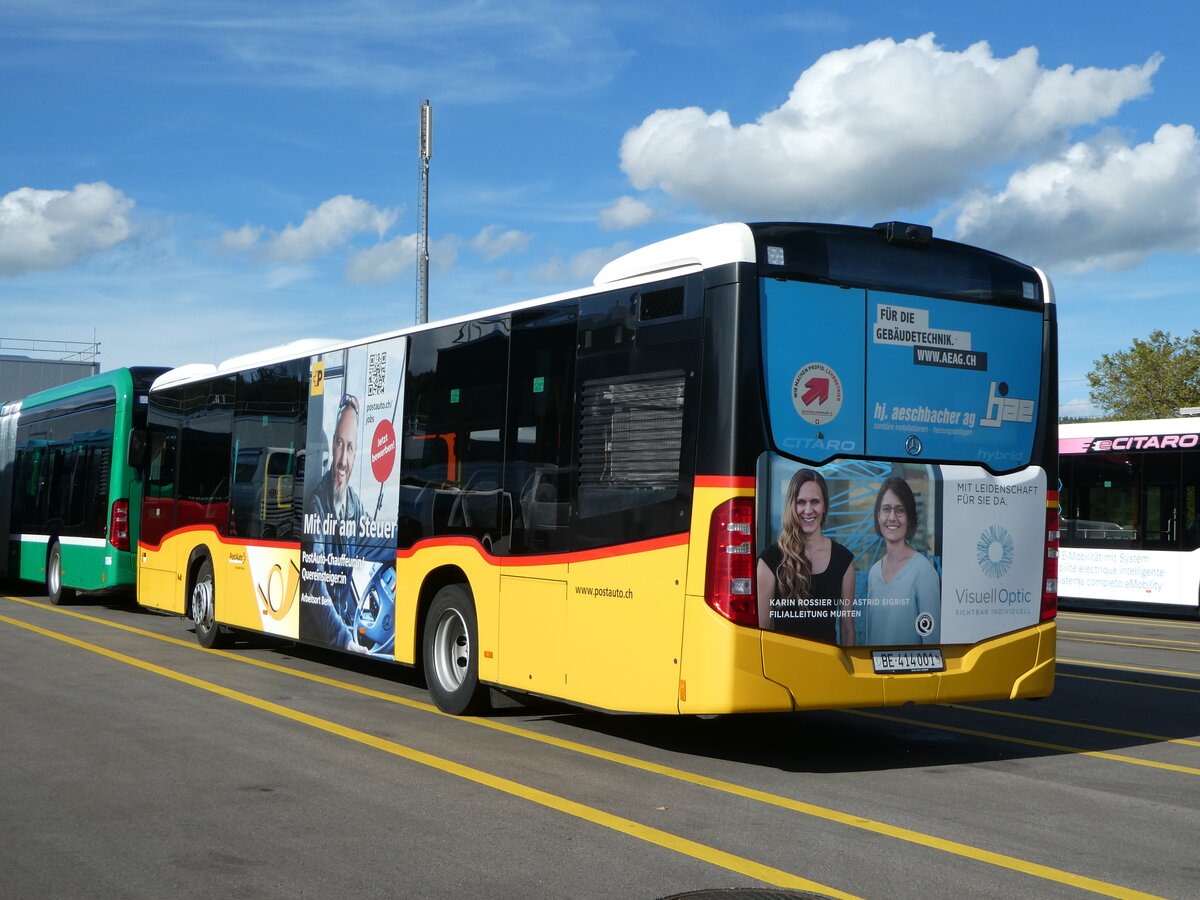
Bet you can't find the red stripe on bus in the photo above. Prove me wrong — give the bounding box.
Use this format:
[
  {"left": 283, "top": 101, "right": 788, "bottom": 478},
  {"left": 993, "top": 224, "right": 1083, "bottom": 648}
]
[
  {"left": 395, "top": 532, "right": 689, "bottom": 565},
  {"left": 694, "top": 475, "right": 755, "bottom": 490},
  {"left": 138, "top": 524, "right": 298, "bottom": 553},
  {"left": 140, "top": 525, "right": 687, "bottom": 564}
]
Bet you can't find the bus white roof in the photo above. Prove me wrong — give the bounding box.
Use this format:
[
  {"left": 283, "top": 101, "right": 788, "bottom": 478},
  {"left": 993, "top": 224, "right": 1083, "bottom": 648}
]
[
  {"left": 215, "top": 339, "right": 342, "bottom": 376},
  {"left": 594, "top": 223, "right": 756, "bottom": 286},
  {"left": 152, "top": 363, "right": 219, "bottom": 389},
  {"left": 150, "top": 223, "right": 762, "bottom": 392}
]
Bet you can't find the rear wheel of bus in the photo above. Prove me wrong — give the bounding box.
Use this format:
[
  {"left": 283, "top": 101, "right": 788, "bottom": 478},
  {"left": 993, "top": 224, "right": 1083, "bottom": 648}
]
[
  {"left": 46, "top": 541, "right": 76, "bottom": 606},
  {"left": 190, "top": 557, "right": 230, "bottom": 649},
  {"left": 423, "top": 583, "right": 490, "bottom": 715}
]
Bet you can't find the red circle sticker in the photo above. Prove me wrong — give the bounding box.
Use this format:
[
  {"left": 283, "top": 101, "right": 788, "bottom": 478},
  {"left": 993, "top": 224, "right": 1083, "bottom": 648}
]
[
  {"left": 792, "top": 362, "right": 843, "bottom": 425},
  {"left": 370, "top": 419, "right": 397, "bottom": 483}
]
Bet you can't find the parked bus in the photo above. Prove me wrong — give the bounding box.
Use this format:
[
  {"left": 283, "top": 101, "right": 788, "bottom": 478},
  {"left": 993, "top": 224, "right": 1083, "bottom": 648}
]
[
  {"left": 137, "top": 221, "right": 1058, "bottom": 715},
  {"left": 1059, "top": 417, "right": 1200, "bottom": 615},
  {"left": 0, "top": 367, "right": 168, "bottom": 603}
]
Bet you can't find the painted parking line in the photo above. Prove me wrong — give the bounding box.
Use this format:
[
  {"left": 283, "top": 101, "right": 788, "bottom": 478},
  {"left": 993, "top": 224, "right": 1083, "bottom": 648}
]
[{"left": 2, "top": 596, "right": 1170, "bottom": 900}]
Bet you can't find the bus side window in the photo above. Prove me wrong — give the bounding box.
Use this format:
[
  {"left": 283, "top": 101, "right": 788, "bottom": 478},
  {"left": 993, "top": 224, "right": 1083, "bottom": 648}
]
[
  {"left": 505, "top": 304, "right": 577, "bottom": 555},
  {"left": 177, "top": 378, "right": 234, "bottom": 535},
  {"left": 402, "top": 320, "right": 510, "bottom": 549},
  {"left": 231, "top": 362, "right": 305, "bottom": 541},
  {"left": 1184, "top": 467, "right": 1200, "bottom": 552},
  {"left": 142, "top": 425, "right": 178, "bottom": 546},
  {"left": 1062, "top": 454, "right": 1138, "bottom": 549}
]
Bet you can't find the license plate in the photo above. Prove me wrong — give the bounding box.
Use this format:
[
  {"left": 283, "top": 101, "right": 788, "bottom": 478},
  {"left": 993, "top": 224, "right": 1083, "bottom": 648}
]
[{"left": 872, "top": 648, "right": 944, "bottom": 674}]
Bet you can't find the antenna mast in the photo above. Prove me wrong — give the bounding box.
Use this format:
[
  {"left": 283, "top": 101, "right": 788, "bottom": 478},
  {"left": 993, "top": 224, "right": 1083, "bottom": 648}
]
[{"left": 416, "top": 100, "right": 432, "bottom": 325}]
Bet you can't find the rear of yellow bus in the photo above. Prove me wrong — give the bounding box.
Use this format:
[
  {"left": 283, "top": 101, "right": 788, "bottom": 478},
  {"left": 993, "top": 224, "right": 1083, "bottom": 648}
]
[{"left": 678, "top": 222, "right": 1057, "bottom": 714}]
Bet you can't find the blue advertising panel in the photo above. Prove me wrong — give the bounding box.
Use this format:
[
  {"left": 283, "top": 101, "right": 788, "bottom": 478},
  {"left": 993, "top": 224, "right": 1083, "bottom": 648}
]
[
  {"left": 760, "top": 281, "right": 866, "bottom": 461},
  {"left": 865, "top": 291, "right": 1043, "bottom": 468},
  {"left": 762, "top": 282, "right": 1044, "bottom": 470}
]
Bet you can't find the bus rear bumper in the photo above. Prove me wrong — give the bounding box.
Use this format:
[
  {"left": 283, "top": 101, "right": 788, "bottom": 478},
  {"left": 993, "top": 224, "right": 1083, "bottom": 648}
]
[{"left": 760, "top": 620, "right": 1056, "bottom": 710}]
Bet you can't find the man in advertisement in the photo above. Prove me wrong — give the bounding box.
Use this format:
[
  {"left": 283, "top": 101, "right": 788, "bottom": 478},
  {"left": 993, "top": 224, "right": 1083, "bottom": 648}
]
[
  {"left": 309, "top": 393, "right": 366, "bottom": 532},
  {"left": 302, "top": 391, "right": 370, "bottom": 651}
]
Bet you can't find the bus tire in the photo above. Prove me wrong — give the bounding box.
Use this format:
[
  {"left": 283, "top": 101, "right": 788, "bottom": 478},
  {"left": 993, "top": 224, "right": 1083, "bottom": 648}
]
[
  {"left": 46, "top": 542, "right": 76, "bottom": 606},
  {"left": 422, "top": 584, "right": 490, "bottom": 715},
  {"left": 190, "top": 557, "right": 230, "bottom": 649}
]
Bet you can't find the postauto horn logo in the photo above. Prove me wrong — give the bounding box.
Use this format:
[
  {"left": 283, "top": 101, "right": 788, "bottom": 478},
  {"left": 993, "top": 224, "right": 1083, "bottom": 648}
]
[{"left": 976, "top": 525, "right": 1015, "bottom": 579}]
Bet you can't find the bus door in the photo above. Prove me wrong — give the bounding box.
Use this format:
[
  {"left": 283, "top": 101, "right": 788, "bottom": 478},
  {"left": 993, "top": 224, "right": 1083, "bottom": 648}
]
[
  {"left": 497, "top": 305, "right": 575, "bottom": 698},
  {"left": 139, "top": 423, "right": 184, "bottom": 612},
  {"left": 1141, "top": 451, "right": 1184, "bottom": 600}
]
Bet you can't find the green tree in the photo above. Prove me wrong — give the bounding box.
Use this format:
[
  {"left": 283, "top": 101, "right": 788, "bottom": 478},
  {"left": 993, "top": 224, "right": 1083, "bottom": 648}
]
[{"left": 1087, "top": 329, "right": 1200, "bottom": 419}]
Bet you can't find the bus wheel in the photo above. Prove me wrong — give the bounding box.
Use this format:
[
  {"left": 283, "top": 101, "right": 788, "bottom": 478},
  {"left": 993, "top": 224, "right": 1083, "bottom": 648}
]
[
  {"left": 190, "top": 558, "right": 230, "bottom": 649},
  {"left": 422, "top": 584, "right": 490, "bottom": 715},
  {"left": 46, "top": 542, "right": 76, "bottom": 606}
]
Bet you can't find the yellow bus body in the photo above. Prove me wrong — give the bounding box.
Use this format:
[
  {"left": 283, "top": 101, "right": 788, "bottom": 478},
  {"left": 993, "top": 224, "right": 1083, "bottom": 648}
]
[{"left": 139, "top": 479, "right": 1054, "bottom": 715}]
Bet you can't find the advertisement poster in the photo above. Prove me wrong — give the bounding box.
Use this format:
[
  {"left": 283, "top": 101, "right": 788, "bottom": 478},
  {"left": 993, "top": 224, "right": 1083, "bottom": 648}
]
[
  {"left": 757, "top": 454, "right": 1044, "bottom": 647},
  {"left": 761, "top": 281, "right": 1044, "bottom": 469},
  {"left": 299, "top": 337, "right": 405, "bottom": 658},
  {"left": 1058, "top": 548, "right": 1185, "bottom": 607}
]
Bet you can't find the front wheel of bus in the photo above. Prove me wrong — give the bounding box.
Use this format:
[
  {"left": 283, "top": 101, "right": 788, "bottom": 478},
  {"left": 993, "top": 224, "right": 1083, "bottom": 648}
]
[
  {"left": 423, "top": 584, "right": 490, "bottom": 715},
  {"left": 46, "top": 542, "right": 75, "bottom": 606},
  {"left": 191, "top": 558, "right": 229, "bottom": 649}
]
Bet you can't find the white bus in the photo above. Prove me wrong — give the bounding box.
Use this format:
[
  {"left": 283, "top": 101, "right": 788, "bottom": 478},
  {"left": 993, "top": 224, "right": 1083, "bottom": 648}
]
[{"left": 1059, "top": 417, "right": 1200, "bottom": 614}]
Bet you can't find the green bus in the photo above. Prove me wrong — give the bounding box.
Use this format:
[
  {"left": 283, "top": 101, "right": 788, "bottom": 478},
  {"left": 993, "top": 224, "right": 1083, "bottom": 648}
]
[{"left": 0, "top": 367, "right": 167, "bottom": 603}]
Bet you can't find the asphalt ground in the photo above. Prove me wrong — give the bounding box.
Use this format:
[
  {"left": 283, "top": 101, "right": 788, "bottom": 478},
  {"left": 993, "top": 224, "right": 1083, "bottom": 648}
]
[{"left": 1, "top": 587, "right": 1196, "bottom": 900}]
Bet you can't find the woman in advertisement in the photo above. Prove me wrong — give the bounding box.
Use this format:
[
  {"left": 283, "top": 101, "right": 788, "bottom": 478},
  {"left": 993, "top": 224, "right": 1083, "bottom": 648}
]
[
  {"left": 757, "top": 468, "right": 856, "bottom": 644},
  {"left": 863, "top": 476, "right": 941, "bottom": 645}
]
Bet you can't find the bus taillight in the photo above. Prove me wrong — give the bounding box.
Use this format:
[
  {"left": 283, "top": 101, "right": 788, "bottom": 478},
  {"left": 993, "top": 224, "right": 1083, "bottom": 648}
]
[
  {"left": 1042, "top": 493, "right": 1059, "bottom": 621},
  {"left": 110, "top": 499, "right": 130, "bottom": 551},
  {"left": 705, "top": 497, "right": 757, "bottom": 626}
]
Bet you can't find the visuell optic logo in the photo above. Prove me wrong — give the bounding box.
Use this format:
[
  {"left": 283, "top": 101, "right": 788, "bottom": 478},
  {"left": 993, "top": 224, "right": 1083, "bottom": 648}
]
[{"left": 976, "top": 525, "right": 1015, "bottom": 579}]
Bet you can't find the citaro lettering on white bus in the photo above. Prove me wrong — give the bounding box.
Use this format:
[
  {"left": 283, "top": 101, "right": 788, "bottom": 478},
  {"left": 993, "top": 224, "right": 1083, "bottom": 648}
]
[{"left": 1088, "top": 433, "right": 1200, "bottom": 452}]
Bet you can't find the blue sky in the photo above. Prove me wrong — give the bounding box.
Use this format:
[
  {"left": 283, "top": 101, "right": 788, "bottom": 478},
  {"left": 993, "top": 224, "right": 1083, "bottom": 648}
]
[{"left": 3, "top": 1, "right": 1199, "bottom": 418}]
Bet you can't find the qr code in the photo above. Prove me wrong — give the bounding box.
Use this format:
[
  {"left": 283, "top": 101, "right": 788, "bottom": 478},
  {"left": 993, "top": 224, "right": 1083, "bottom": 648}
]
[{"left": 367, "top": 351, "right": 387, "bottom": 397}]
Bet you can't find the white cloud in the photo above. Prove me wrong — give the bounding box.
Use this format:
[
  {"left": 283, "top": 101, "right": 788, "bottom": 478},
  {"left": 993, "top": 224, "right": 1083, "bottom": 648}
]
[
  {"left": 619, "top": 34, "right": 1160, "bottom": 221},
  {"left": 955, "top": 124, "right": 1200, "bottom": 271},
  {"left": 532, "top": 243, "right": 632, "bottom": 284},
  {"left": 598, "top": 196, "right": 655, "bottom": 231},
  {"left": 219, "top": 194, "right": 401, "bottom": 269},
  {"left": 346, "top": 233, "right": 459, "bottom": 284},
  {"left": 471, "top": 224, "right": 531, "bottom": 261},
  {"left": 219, "top": 223, "right": 263, "bottom": 252},
  {"left": 346, "top": 233, "right": 418, "bottom": 284},
  {"left": 267, "top": 195, "right": 398, "bottom": 262},
  {"left": 0, "top": 182, "right": 134, "bottom": 275}
]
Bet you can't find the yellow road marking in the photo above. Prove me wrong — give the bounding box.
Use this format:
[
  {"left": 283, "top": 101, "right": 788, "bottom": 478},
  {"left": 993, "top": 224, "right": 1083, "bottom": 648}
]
[
  {"left": 0, "top": 610, "right": 858, "bottom": 900},
  {"left": 1061, "top": 630, "right": 1200, "bottom": 648},
  {"left": 946, "top": 704, "right": 1200, "bottom": 748},
  {"left": 846, "top": 710, "right": 1200, "bottom": 776},
  {"left": 1059, "top": 657, "right": 1200, "bottom": 682},
  {"left": 1058, "top": 614, "right": 1200, "bottom": 631},
  {"left": 0, "top": 596, "right": 1173, "bottom": 900},
  {"left": 1061, "top": 635, "right": 1200, "bottom": 653},
  {"left": 1057, "top": 670, "right": 1200, "bottom": 695}
]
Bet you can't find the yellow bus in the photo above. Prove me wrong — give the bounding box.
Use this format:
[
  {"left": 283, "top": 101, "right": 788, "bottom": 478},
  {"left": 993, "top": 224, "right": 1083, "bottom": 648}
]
[{"left": 137, "top": 221, "right": 1058, "bottom": 715}]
